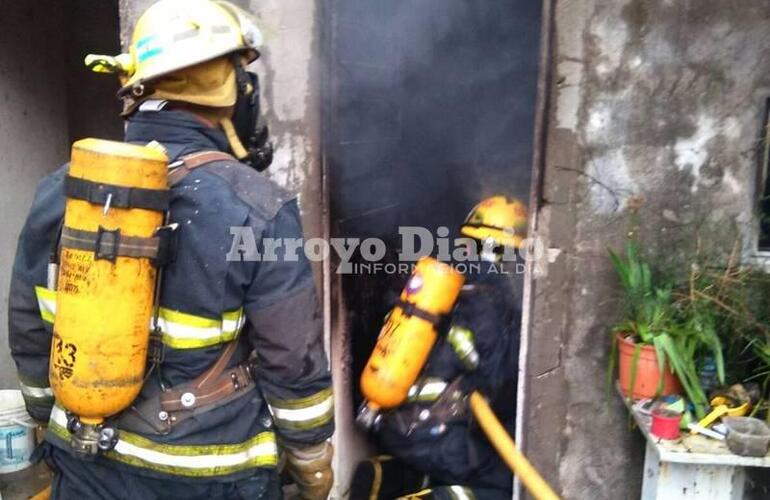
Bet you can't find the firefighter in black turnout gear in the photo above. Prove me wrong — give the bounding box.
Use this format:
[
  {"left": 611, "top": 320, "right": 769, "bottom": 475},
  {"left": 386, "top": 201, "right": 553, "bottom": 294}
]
[
  {"left": 7, "top": 1, "right": 333, "bottom": 498},
  {"left": 352, "top": 196, "right": 527, "bottom": 500}
]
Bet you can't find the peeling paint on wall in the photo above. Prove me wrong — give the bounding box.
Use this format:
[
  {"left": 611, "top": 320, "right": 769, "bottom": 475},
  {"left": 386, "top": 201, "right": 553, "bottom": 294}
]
[
  {"left": 590, "top": 12, "right": 629, "bottom": 77},
  {"left": 269, "top": 132, "right": 310, "bottom": 192},
  {"left": 249, "top": 0, "right": 318, "bottom": 204},
  {"left": 674, "top": 114, "right": 717, "bottom": 192}
]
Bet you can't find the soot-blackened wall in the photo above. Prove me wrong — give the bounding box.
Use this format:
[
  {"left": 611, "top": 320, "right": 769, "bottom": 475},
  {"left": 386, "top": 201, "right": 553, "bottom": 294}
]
[{"left": 327, "top": 0, "right": 542, "bottom": 238}]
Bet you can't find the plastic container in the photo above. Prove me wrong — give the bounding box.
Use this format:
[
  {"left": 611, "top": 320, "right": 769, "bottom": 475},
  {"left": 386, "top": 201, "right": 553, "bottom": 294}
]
[
  {"left": 724, "top": 417, "right": 770, "bottom": 457},
  {"left": 0, "top": 390, "right": 36, "bottom": 474},
  {"left": 651, "top": 408, "right": 682, "bottom": 440}
]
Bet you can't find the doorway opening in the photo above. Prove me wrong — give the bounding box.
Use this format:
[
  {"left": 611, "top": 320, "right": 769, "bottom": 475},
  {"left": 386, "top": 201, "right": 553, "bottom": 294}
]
[{"left": 323, "top": 0, "right": 543, "bottom": 495}]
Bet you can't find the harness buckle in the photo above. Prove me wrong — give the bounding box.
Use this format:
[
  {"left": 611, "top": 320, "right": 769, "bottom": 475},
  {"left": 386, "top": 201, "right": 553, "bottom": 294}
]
[
  {"left": 151, "top": 224, "right": 179, "bottom": 268},
  {"left": 94, "top": 226, "right": 121, "bottom": 262},
  {"left": 148, "top": 326, "right": 165, "bottom": 366}
]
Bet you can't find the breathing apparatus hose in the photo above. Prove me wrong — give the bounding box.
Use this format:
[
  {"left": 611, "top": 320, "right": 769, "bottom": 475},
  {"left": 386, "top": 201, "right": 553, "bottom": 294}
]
[{"left": 469, "top": 391, "right": 561, "bottom": 500}]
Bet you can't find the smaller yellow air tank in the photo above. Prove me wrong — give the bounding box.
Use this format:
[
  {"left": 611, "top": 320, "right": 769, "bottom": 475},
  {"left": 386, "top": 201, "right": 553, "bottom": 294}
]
[
  {"left": 50, "top": 139, "right": 168, "bottom": 431},
  {"left": 358, "top": 257, "right": 464, "bottom": 426}
]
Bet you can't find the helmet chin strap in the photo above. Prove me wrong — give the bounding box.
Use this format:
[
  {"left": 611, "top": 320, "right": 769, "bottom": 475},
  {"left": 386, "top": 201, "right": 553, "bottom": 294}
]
[
  {"left": 225, "top": 57, "right": 253, "bottom": 160},
  {"left": 228, "top": 56, "right": 274, "bottom": 171},
  {"left": 219, "top": 116, "right": 249, "bottom": 159}
]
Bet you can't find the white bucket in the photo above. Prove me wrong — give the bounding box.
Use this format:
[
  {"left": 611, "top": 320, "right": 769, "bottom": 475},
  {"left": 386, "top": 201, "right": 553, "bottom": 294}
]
[{"left": 0, "top": 390, "right": 36, "bottom": 474}]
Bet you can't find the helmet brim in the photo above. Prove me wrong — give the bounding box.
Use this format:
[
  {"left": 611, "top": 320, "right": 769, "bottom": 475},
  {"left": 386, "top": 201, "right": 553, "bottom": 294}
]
[
  {"left": 460, "top": 225, "right": 525, "bottom": 249},
  {"left": 118, "top": 47, "right": 258, "bottom": 98}
]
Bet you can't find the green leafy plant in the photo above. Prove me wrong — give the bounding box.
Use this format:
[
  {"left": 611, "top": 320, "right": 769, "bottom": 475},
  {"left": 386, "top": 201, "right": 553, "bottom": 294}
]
[
  {"left": 607, "top": 241, "right": 723, "bottom": 419},
  {"left": 608, "top": 241, "right": 673, "bottom": 343},
  {"left": 607, "top": 241, "right": 677, "bottom": 400},
  {"left": 682, "top": 249, "right": 770, "bottom": 422}
]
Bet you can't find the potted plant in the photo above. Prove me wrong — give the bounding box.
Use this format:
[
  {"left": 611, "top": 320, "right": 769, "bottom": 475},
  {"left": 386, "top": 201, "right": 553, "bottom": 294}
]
[
  {"left": 608, "top": 240, "right": 735, "bottom": 418},
  {"left": 608, "top": 241, "right": 682, "bottom": 401}
]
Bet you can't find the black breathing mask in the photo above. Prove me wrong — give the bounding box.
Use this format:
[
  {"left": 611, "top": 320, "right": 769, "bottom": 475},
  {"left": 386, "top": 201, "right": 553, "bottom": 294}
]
[{"left": 232, "top": 61, "right": 274, "bottom": 171}]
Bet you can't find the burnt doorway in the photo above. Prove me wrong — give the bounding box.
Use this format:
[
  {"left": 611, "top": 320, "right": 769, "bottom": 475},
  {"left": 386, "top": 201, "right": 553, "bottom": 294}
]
[{"left": 324, "top": 0, "right": 543, "bottom": 495}]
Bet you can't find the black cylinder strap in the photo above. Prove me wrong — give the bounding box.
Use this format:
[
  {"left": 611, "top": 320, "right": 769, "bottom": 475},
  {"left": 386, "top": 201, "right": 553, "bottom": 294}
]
[
  {"left": 60, "top": 226, "right": 160, "bottom": 262},
  {"left": 395, "top": 299, "right": 444, "bottom": 326},
  {"left": 65, "top": 176, "right": 170, "bottom": 212}
]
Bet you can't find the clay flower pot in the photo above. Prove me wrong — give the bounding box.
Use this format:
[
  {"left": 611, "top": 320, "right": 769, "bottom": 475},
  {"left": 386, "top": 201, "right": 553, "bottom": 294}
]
[{"left": 617, "top": 333, "right": 682, "bottom": 399}]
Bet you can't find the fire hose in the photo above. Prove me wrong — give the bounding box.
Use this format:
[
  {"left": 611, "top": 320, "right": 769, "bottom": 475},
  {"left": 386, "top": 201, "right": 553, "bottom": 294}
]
[
  {"left": 469, "top": 391, "right": 560, "bottom": 500},
  {"left": 358, "top": 257, "right": 561, "bottom": 500}
]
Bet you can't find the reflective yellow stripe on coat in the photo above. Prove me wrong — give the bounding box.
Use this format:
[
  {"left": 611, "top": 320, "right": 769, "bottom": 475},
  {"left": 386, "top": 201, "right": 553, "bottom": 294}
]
[
  {"left": 34, "top": 286, "right": 56, "bottom": 324},
  {"left": 156, "top": 307, "right": 246, "bottom": 349},
  {"left": 49, "top": 405, "right": 277, "bottom": 477},
  {"left": 34, "top": 287, "right": 245, "bottom": 349}
]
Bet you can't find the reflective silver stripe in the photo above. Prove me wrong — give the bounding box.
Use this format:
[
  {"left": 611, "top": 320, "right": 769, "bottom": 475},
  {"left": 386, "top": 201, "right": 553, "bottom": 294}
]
[
  {"left": 407, "top": 378, "right": 448, "bottom": 402},
  {"left": 155, "top": 308, "right": 246, "bottom": 349},
  {"left": 49, "top": 405, "right": 277, "bottom": 475},
  {"left": 20, "top": 383, "right": 54, "bottom": 400},
  {"left": 267, "top": 388, "right": 334, "bottom": 430},
  {"left": 35, "top": 286, "right": 246, "bottom": 349},
  {"left": 271, "top": 394, "right": 333, "bottom": 423},
  {"left": 31, "top": 285, "right": 244, "bottom": 349},
  {"left": 113, "top": 436, "right": 276, "bottom": 470},
  {"left": 448, "top": 486, "right": 475, "bottom": 500}
]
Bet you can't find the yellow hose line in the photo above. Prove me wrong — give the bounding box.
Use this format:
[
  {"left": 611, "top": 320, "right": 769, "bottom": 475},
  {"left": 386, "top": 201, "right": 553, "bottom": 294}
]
[
  {"left": 30, "top": 485, "right": 51, "bottom": 500},
  {"left": 469, "top": 391, "right": 561, "bottom": 500}
]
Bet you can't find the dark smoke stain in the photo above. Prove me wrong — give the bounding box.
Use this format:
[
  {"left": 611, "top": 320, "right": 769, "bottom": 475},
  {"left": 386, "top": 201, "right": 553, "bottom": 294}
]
[{"left": 621, "top": 1, "right": 650, "bottom": 36}]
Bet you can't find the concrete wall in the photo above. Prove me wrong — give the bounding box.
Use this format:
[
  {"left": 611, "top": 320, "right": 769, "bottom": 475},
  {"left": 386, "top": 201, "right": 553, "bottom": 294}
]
[
  {"left": 0, "top": 2, "right": 70, "bottom": 388},
  {"left": 520, "top": 1, "right": 770, "bottom": 498},
  {"left": 0, "top": 1, "right": 124, "bottom": 390}
]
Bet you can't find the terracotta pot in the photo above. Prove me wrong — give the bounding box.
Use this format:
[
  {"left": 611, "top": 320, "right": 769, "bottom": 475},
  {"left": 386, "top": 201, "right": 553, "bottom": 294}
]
[{"left": 617, "top": 333, "right": 682, "bottom": 399}]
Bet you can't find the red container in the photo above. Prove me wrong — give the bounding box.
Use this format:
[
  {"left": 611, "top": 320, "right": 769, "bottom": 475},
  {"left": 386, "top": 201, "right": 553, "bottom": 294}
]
[
  {"left": 651, "top": 409, "right": 682, "bottom": 440},
  {"left": 617, "top": 334, "right": 682, "bottom": 399}
]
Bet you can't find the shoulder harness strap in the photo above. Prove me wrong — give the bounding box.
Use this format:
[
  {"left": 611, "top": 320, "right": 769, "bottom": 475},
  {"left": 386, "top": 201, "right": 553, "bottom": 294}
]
[{"left": 167, "top": 151, "right": 237, "bottom": 186}]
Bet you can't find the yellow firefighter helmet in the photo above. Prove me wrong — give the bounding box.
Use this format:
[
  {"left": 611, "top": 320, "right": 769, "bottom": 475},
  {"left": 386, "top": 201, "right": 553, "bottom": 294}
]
[
  {"left": 86, "top": 0, "right": 261, "bottom": 99},
  {"left": 460, "top": 196, "right": 528, "bottom": 249}
]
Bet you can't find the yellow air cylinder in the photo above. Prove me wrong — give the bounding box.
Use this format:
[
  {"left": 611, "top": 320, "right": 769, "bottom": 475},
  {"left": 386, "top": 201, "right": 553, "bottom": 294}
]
[
  {"left": 50, "top": 139, "right": 168, "bottom": 425},
  {"left": 360, "top": 257, "right": 464, "bottom": 414}
]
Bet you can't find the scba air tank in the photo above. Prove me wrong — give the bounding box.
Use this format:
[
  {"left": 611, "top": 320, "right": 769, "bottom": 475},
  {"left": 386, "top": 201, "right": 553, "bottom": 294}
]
[
  {"left": 50, "top": 138, "right": 169, "bottom": 454},
  {"left": 358, "top": 257, "right": 464, "bottom": 428}
]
